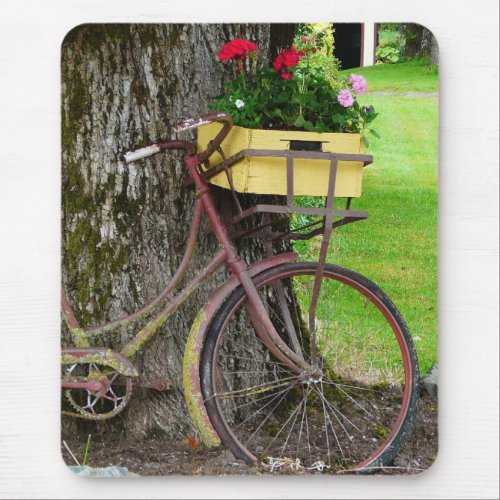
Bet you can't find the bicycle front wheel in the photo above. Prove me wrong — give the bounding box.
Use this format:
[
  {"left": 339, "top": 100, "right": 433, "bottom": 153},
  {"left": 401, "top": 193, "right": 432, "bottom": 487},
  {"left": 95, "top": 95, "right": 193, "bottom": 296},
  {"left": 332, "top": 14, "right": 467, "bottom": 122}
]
[{"left": 201, "top": 262, "right": 419, "bottom": 473}]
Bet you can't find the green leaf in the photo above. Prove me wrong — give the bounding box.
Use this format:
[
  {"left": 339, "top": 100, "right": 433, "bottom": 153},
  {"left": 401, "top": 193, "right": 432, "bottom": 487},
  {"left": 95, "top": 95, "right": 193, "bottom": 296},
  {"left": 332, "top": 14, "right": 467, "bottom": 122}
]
[
  {"left": 273, "top": 108, "right": 284, "bottom": 119},
  {"left": 293, "top": 115, "right": 306, "bottom": 128},
  {"left": 362, "top": 136, "right": 370, "bottom": 148},
  {"left": 369, "top": 129, "right": 381, "bottom": 139},
  {"left": 303, "top": 120, "right": 315, "bottom": 131},
  {"left": 275, "top": 92, "right": 289, "bottom": 103}
]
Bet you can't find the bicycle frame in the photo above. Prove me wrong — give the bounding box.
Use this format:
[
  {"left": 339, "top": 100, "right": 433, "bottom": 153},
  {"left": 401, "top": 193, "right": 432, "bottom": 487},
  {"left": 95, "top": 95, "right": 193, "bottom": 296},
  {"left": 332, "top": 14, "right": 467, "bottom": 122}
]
[
  {"left": 61, "top": 132, "right": 314, "bottom": 378},
  {"left": 61, "top": 197, "right": 297, "bottom": 363}
]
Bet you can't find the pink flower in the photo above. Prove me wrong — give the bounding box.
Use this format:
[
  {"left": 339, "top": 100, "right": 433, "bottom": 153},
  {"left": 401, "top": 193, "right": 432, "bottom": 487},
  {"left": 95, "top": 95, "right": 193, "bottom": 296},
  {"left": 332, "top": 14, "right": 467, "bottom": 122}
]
[
  {"left": 348, "top": 73, "right": 367, "bottom": 95},
  {"left": 337, "top": 88, "right": 354, "bottom": 108}
]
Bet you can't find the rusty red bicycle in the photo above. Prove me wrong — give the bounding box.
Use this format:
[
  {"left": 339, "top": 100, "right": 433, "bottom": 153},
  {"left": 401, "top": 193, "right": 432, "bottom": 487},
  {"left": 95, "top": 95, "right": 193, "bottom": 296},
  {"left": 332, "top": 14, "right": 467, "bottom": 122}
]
[{"left": 61, "top": 112, "right": 419, "bottom": 473}]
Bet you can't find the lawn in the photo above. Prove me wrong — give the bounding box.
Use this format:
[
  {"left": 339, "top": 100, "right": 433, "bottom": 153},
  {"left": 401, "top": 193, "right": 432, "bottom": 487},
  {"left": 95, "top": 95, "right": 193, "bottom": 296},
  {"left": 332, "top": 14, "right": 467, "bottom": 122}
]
[
  {"left": 347, "top": 60, "right": 439, "bottom": 94},
  {"left": 296, "top": 60, "right": 438, "bottom": 374}
]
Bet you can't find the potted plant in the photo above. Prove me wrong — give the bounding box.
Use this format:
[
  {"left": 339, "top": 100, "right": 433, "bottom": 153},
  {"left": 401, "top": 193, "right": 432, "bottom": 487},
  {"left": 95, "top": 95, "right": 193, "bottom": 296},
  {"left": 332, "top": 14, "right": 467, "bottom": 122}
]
[{"left": 198, "top": 32, "right": 378, "bottom": 198}]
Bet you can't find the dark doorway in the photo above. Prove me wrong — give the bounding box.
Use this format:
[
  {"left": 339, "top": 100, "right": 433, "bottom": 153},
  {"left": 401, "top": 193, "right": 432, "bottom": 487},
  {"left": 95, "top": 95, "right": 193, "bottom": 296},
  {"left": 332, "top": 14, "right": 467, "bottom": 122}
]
[{"left": 333, "top": 23, "right": 363, "bottom": 69}]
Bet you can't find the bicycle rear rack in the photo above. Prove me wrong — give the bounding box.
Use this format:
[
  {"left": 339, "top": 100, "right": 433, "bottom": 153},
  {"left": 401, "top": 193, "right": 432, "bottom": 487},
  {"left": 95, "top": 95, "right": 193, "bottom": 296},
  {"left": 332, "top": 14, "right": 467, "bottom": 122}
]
[{"left": 192, "top": 148, "right": 372, "bottom": 244}]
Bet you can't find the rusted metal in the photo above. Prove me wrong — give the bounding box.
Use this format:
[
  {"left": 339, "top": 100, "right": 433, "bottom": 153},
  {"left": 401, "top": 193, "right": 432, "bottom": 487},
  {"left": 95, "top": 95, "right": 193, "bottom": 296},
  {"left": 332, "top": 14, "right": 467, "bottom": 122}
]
[
  {"left": 264, "top": 239, "right": 303, "bottom": 357},
  {"left": 61, "top": 348, "right": 139, "bottom": 377},
  {"left": 194, "top": 148, "right": 372, "bottom": 186},
  {"left": 61, "top": 348, "right": 135, "bottom": 420},
  {"left": 186, "top": 153, "right": 316, "bottom": 374},
  {"left": 217, "top": 145, "right": 243, "bottom": 214},
  {"left": 241, "top": 148, "right": 373, "bottom": 165},
  {"left": 308, "top": 155, "right": 338, "bottom": 366},
  {"left": 120, "top": 249, "right": 227, "bottom": 359},
  {"left": 183, "top": 150, "right": 246, "bottom": 187},
  {"left": 286, "top": 153, "right": 294, "bottom": 209},
  {"left": 61, "top": 293, "right": 81, "bottom": 330},
  {"left": 175, "top": 112, "right": 233, "bottom": 164},
  {"left": 182, "top": 251, "right": 299, "bottom": 447}
]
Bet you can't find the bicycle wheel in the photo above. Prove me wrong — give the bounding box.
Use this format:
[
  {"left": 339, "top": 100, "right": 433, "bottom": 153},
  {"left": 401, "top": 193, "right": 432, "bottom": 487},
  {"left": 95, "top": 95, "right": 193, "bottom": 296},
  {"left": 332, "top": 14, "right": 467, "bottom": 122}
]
[{"left": 201, "top": 262, "right": 419, "bottom": 473}]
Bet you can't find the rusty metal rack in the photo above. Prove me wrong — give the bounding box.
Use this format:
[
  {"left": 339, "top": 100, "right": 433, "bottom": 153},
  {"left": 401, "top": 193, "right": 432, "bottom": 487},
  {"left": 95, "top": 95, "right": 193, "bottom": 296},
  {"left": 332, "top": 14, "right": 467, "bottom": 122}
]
[{"left": 195, "top": 148, "right": 373, "bottom": 247}]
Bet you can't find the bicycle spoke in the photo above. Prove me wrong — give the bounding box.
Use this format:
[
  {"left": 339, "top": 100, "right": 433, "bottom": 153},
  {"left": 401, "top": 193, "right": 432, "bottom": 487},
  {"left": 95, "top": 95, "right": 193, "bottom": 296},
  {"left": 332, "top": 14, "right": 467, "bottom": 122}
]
[
  {"left": 244, "top": 381, "right": 298, "bottom": 447},
  {"left": 230, "top": 383, "right": 300, "bottom": 433},
  {"left": 329, "top": 382, "right": 371, "bottom": 416},
  {"left": 312, "top": 384, "right": 351, "bottom": 455},
  {"left": 319, "top": 389, "right": 362, "bottom": 434},
  {"left": 321, "top": 381, "right": 346, "bottom": 463},
  {"left": 279, "top": 386, "right": 310, "bottom": 459},
  {"left": 211, "top": 375, "right": 298, "bottom": 401},
  {"left": 318, "top": 381, "right": 332, "bottom": 467},
  {"left": 295, "top": 386, "right": 311, "bottom": 461},
  {"left": 261, "top": 385, "right": 307, "bottom": 457}
]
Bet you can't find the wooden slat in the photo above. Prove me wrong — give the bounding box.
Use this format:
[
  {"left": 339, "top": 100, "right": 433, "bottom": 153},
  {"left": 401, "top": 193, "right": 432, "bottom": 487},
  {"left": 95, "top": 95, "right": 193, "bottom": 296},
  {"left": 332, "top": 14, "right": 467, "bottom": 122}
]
[{"left": 197, "top": 123, "right": 368, "bottom": 197}]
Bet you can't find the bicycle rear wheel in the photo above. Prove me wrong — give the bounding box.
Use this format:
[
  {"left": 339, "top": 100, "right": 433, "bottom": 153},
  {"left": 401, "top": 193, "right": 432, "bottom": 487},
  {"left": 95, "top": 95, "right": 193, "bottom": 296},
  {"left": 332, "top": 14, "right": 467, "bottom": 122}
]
[{"left": 201, "top": 262, "right": 419, "bottom": 473}]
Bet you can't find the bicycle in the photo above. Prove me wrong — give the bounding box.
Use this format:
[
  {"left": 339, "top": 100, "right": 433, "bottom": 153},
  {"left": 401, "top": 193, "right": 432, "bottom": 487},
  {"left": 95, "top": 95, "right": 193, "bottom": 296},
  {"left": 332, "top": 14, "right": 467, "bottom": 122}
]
[{"left": 61, "top": 112, "right": 419, "bottom": 474}]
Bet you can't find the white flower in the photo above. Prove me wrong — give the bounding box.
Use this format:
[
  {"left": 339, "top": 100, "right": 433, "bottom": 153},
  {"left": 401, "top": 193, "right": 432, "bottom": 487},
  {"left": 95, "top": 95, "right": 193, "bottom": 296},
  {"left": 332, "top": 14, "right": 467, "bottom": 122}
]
[{"left": 235, "top": 99, "right": 245, "bottom": 109}]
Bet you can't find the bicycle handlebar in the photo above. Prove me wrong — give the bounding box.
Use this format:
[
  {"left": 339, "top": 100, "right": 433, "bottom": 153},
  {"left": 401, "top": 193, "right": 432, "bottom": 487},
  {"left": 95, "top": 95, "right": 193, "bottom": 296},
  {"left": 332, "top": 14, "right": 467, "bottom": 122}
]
[
  {"left": 174, "top": 112, "right": 232, "bottom": 163},
  {"left": 123, "top": 140, "right": 196, "bottom": 165},
  {"left": 123, "top": 112, "right": 233, "bottom": 165},
  {"left": 123, "top": 144, "right": 161, "bottom": 164}
]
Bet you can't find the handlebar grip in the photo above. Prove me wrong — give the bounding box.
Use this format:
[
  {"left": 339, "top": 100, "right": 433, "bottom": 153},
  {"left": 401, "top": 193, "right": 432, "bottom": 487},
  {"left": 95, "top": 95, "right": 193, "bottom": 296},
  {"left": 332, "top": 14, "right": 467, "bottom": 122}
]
[{"left": 123, "top": 144, "right": 161, "bottom": 164}]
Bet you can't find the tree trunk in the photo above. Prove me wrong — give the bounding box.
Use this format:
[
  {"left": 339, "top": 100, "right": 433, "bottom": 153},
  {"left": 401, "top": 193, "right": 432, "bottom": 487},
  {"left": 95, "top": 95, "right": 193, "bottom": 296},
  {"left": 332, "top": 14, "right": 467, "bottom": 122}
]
[
  {"left": 61, "top": 24, "right": 293, "bottom": 440},
  {"left": 420, "top": 27, "right": 439, "bottom": 65},
  {"left": 402, "top": 24, "right": 438, "bottom": 64},
  {"left": 269, "top": 23, "right": 297, "bottom": 59}
]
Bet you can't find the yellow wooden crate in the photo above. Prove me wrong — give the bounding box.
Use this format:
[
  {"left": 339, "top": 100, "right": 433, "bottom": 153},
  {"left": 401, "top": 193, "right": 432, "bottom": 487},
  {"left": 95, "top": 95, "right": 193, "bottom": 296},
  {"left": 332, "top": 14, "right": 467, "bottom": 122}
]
[{"left": 197, "top": 123, "right": 368, "bottom": 197}]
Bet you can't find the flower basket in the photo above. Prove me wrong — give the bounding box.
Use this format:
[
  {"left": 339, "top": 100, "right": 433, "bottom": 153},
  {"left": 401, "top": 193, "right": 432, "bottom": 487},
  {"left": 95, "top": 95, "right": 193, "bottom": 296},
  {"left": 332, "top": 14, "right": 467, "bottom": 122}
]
[{"left": 197, "top": 122, "right": 368, "bottom": 198}]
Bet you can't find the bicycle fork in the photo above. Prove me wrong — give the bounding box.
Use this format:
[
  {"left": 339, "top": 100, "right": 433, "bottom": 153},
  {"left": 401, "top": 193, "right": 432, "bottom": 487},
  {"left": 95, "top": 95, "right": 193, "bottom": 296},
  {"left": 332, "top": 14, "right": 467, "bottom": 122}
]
[{"left": 185, "top": 156, "right": 322, "bottom": 379}]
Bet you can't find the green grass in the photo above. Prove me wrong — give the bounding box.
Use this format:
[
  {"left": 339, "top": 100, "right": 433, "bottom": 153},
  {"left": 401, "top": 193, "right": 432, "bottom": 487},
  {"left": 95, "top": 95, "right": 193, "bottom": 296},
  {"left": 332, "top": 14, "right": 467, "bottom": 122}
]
[
  {"left": 296, "top": 61, "right": 438, "bottom": 374},
  {"left": 342, "top": 60, "right": 438, "bottom": 94}
]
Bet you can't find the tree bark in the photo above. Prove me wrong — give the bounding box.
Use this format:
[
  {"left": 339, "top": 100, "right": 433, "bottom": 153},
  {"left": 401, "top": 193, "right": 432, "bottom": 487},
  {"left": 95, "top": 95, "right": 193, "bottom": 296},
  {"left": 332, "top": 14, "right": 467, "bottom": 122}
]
[
  {"left": 61, "top": 24, "right": 293, "bottom": 440},
  {"left": 269, "top": 24, "right": 297, "bottom": 59},
  {"left": 402, "top": 24, "right": 438, "bottom": 64}
]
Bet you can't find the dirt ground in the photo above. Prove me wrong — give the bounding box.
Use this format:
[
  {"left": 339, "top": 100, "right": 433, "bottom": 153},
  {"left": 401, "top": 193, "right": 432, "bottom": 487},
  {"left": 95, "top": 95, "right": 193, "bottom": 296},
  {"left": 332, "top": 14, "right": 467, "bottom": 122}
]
[{"left": 61, "top": 394, "right": 437, "bottom": 476}]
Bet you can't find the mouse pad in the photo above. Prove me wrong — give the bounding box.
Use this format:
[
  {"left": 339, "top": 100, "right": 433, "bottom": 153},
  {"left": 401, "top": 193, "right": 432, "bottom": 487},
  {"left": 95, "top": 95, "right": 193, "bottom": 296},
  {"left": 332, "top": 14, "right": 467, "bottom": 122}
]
[{"left": 60, "top": 22, "right": 438, "bottom": 476}]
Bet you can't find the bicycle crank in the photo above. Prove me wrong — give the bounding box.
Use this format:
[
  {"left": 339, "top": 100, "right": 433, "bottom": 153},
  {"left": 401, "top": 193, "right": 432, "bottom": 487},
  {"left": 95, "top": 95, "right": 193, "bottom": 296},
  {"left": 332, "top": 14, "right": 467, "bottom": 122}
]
[{"left": 61, "top": 348, "right": 138, "bottom": 420}]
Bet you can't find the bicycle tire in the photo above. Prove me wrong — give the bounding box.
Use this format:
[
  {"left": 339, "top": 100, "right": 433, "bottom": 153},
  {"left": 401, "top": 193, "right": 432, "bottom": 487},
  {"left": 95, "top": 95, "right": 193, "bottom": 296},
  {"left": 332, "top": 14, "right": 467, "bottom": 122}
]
[{"left": 201, "top": 262, "right": 419, "bottom": 473}]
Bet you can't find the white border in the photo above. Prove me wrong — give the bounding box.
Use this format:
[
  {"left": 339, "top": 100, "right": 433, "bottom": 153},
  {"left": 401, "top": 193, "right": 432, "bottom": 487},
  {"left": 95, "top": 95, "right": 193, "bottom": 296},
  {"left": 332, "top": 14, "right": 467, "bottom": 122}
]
[{"left": 0, "top": 1, "right": 498, "bottom": 498}]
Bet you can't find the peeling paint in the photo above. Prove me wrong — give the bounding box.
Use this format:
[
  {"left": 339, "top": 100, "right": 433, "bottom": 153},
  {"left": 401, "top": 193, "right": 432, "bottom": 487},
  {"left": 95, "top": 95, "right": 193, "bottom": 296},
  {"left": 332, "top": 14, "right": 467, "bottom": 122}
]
[
  {"left": 61, "top": 348, "right": 138, "bottom": 377},
  {"left": 182, "top": 308, "right": 221, "bottom": 447},
  {"left": 181, "top": 252, "right": 300, "bottom": 446}
]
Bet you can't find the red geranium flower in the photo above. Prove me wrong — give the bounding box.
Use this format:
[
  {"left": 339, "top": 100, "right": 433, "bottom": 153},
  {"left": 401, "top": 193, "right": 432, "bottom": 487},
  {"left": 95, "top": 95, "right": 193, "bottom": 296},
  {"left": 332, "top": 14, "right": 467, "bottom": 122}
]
[
  {"left": 272, "top": 46, "right": 305, "bottom": 78},
  {"left": 218, "top": 38, "right": 257, "bottom": 62}
]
